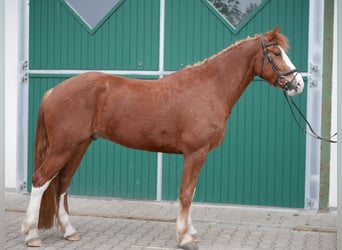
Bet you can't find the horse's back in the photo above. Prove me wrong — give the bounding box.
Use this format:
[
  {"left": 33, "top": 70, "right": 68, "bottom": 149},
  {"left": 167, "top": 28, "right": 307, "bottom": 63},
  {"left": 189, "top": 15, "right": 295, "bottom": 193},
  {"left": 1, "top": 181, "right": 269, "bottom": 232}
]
[
  {"left": 41, "top": 72, "right": 173, "bottom": 149},
  {"left": 41, "top": 71, "right": 227, "bottom": 153}
]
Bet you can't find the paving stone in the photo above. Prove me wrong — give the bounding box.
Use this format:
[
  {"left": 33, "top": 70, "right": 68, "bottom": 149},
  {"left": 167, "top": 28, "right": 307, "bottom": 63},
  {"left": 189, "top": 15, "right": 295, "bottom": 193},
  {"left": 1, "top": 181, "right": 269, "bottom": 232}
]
[{"left": 5, "top": 191, "right": 337, "bottom": 250}]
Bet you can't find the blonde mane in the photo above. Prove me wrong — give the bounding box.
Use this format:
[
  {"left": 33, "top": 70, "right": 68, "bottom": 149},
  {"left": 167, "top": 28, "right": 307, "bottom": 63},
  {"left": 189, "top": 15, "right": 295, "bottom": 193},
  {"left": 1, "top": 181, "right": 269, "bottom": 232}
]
[
  {"left": 186, "top": 35, "right": 256, "bottom": 69},
  {"left": 186, "top": 28, "right": 289, "bottom": 69}
]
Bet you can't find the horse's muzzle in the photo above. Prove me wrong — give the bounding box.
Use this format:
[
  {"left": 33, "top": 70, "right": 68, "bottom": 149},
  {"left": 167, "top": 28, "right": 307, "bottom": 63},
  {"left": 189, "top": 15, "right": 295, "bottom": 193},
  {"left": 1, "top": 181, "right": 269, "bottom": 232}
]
[{"left": 286, "top": 77, "right": 304, "bottom": 96}]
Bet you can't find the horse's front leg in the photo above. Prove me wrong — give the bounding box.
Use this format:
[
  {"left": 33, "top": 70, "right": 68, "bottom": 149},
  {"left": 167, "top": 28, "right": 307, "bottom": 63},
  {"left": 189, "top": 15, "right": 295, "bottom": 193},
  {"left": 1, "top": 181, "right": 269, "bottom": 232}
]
[
  {"left": 176, "top": 149, "right": 207, "bottom": 250},
  {"left": 187, "top": 192, "right": 201, "bottom": 242}
]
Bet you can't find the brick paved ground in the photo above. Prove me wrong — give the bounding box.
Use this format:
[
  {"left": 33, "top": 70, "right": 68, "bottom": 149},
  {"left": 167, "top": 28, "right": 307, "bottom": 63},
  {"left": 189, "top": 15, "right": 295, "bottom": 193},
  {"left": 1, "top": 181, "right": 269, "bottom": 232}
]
[{"left": 5, "top": 192, "right": 337, "bottom": 249}]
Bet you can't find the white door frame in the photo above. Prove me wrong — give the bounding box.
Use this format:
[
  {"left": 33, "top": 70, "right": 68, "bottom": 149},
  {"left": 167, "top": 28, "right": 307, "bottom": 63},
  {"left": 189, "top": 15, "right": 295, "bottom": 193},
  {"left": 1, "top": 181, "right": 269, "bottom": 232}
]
[
  {"left": 305, "top": 0, "right": 325, "bottom": 209},
  {"left": 17, "top": 0, "right": 29, "bottom": 192}
]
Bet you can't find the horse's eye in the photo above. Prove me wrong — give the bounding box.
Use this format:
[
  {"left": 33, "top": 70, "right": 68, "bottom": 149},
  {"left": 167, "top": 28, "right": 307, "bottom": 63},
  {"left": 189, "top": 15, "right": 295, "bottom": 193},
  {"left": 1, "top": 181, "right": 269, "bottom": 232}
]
[{"left": 274, "top": 52, "right": 281, "bottom": 57}]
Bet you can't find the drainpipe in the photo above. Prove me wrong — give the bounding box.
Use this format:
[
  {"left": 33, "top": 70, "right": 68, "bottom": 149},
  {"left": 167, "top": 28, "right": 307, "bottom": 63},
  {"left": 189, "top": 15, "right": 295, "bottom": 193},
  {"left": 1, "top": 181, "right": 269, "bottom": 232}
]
[
  {"left": 337, "top": 0, "right": 342, "bottom": 247},
  {"left": 319, "top": 0, "right": 334, "bottom": 211}
]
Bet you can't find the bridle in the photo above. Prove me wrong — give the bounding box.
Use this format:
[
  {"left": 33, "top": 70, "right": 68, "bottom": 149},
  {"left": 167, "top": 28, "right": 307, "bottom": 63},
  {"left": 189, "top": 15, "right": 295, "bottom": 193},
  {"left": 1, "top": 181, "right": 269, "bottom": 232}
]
[
  {"left": 259, "top": 34, "right": 337, "bottom": 143},
  {"left": 259, "top": 34, "right": 300, "bottom": 91}
]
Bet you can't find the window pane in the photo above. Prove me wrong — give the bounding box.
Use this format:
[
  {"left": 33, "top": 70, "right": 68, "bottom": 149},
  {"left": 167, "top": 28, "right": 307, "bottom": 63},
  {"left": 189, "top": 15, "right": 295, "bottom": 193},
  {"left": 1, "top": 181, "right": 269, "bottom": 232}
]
[{"left": 208, "top": 0, "right": 263, "bottom": 28}]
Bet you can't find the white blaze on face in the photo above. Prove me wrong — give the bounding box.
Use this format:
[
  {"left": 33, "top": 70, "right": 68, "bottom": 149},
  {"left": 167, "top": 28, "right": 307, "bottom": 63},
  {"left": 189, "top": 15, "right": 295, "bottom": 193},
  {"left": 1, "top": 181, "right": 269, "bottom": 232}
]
[{"left": 279, "top": 46, "right": 304, "bottom": 96}]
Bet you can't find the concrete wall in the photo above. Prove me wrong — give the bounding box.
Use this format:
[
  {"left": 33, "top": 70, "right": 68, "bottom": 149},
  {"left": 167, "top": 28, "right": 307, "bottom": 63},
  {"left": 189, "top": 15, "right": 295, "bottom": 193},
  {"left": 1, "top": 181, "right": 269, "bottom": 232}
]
[
  {"left": 5, "top": 0, "right": 19, "bottom": 189},
  {"left": 1, "top": 0, "right": 6, "bottom": 244}
]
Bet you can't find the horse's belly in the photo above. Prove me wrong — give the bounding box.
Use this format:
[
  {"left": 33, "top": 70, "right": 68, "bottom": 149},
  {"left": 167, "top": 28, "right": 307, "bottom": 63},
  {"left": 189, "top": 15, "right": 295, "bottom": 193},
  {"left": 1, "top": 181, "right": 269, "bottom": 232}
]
[{"left": 103, "top": 123, "right": 182, "bottom": 154}]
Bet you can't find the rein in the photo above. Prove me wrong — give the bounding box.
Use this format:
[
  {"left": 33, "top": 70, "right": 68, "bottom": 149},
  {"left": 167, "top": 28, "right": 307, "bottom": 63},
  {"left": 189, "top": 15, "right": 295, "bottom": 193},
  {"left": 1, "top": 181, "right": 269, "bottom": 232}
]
[{"left": 283, "top": 91, "right": 337, "bottom": 143}]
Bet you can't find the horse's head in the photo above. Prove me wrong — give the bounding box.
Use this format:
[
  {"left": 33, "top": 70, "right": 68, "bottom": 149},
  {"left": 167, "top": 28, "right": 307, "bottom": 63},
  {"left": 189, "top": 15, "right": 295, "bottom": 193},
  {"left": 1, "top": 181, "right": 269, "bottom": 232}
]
[{"left": 255, "top": 28, "right": 304, "bottom": 96}]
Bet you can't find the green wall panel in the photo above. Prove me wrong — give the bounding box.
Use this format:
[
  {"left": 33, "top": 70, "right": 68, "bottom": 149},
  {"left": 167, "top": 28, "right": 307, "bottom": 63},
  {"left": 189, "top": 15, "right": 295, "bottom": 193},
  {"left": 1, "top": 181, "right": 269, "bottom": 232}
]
[
  {"left": 29, "top": 0, "right": 160, "bottom": 70},
  {"left": 163, "top": 81, "right": 307, "bottom": 208},
  {"left": 28, "top": 76, "right": 157, "bottom": 199},
  {"left": 71, "top": 140, "right": 157, "bottom": 199},
  {"left": 164, "top": 0, "right": 308, "bottom": 71},
  {"left": 162, "top": 0, "right": 308, "bottom": 208}
]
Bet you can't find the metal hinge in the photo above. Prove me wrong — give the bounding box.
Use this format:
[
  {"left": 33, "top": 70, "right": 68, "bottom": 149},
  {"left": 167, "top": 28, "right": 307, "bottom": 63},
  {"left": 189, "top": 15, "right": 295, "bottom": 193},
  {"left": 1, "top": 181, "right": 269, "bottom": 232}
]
[
  {"left": 21, "top": 73, "right": 28, "bottom": 82},
  {"left": 21, "top": 60, "right": 28, "bottom": 70},
  {"left": 19, "top": 181, "right": 27, "bottom": 192},
  {"left": 309, "top": 63, "right": 319, "bottom": 73},
  {"left": 20, "top": 60, "right": 28, "bottom": 83},
  {"left": 306, "top": 197, "right": 316, "bottom": 208},
  {"left": 308, "top": 63, "right": 319, "bottom": 88},
  {"left": 308, "top": 77, "right": 318, "bottom": 88}
]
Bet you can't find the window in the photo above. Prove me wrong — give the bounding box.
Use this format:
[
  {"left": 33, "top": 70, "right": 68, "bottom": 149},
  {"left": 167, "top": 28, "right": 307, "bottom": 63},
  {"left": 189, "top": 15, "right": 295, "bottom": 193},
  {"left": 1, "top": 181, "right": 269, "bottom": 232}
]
[{"left": 208, "top": 0, "right": 263, "bottom": 29}]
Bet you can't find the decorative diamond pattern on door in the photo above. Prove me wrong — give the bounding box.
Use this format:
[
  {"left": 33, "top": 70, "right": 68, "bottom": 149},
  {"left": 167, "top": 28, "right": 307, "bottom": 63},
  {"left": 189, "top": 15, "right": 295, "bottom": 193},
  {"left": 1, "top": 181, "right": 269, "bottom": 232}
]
[{"left": 64, "top": 0, "right": 122, "bottom": 32}]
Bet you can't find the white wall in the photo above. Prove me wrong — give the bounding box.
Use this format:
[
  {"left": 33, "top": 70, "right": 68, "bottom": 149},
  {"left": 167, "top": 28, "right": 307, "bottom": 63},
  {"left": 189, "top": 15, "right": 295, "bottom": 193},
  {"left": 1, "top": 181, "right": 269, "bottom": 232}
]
[
  {"left": 1, "top": 0, "right": 6, "bottom": 243},
  {"left": 5, "top": 0, "right": 19, "bottom": 189}
]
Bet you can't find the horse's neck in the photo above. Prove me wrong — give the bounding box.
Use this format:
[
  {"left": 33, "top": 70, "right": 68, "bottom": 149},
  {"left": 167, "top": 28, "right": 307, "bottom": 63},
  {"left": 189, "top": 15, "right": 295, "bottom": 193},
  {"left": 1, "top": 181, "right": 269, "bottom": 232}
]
[{"left": 204, "top": 38, "right": 259, "bottom": 112}]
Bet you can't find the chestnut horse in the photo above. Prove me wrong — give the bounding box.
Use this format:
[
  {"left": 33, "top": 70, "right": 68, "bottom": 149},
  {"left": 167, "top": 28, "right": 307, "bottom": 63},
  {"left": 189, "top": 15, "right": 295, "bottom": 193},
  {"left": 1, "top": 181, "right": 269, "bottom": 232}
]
[{"left": 22, "top": 28, "right": 304, "bottom": 249}]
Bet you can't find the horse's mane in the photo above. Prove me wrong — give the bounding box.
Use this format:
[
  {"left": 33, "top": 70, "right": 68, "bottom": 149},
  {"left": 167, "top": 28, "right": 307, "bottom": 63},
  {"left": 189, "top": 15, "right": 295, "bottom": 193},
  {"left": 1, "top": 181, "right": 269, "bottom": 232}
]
[
  {"left": 186, "top": 36, "right": 256, "bottom": 69},
  {"left": 186, "top": 28, "right": 288, "bottom": 69}
]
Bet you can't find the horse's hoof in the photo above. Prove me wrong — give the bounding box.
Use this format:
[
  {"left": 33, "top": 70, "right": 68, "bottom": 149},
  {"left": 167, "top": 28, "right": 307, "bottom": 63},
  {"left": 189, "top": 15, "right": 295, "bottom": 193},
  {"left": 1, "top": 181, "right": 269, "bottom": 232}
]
[
  {"left": 191, "top": 233, "right": 202, "bottom": 243},
  {"left": 180, "top": 242, "right": 199, "bottom": 250},
  {"left": 26, "top": 238, "right": 43, "bottom": 247},
  {"left": 65, "top": 233, "right": 81, "bottom": 241}
]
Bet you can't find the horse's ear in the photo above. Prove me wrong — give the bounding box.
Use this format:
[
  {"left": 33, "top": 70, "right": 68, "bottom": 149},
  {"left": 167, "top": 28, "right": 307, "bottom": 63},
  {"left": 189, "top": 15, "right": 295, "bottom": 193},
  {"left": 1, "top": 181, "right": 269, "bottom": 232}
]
[
  {"left": 273, "top": 27, "right": 282, "bottom": 34},
  {"left": 264, "top": 27, "right": 281, "bottom": 40},
  {"left": 264, "top": 27, "right": 288, "bottom": 51}
]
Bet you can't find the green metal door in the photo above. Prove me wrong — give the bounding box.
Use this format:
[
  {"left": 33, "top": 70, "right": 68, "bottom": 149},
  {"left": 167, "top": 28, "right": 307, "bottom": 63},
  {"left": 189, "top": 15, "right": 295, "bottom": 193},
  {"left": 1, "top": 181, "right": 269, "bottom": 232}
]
[
  {"left": 27, "top": 0, "right": 160, "bottom": 199},
  {"left": 162, "top": 0, "right": 308, "bottom": 208},
  {"left": 28, "top": 0, "right": 309, "bottom": 207}
]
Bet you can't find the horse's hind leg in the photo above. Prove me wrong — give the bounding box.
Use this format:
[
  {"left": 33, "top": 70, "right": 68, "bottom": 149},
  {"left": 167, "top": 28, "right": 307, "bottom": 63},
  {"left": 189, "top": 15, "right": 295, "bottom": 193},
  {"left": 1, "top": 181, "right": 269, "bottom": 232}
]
[
  {"left": 21, "top": 180, "right": 52, "bottom": 247},
  {"left": 56, "top": 193, "right": 80, "bottom": 241},
  {"left": 176, "top": 148, "right": 207, "bottom": 250},
  {"left": 22, "top": 147, "right": 77, "bottom": 246},
  {"left": 55, "top": 141, "right": 90, "bottom": 241}
]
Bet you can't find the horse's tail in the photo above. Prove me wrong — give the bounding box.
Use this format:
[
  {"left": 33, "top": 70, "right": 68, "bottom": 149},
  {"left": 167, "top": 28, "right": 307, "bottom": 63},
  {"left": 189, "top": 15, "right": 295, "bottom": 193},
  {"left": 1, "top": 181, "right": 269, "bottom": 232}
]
[{"left": 33, "top": 88, "right": 59, "bottom": 229}]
